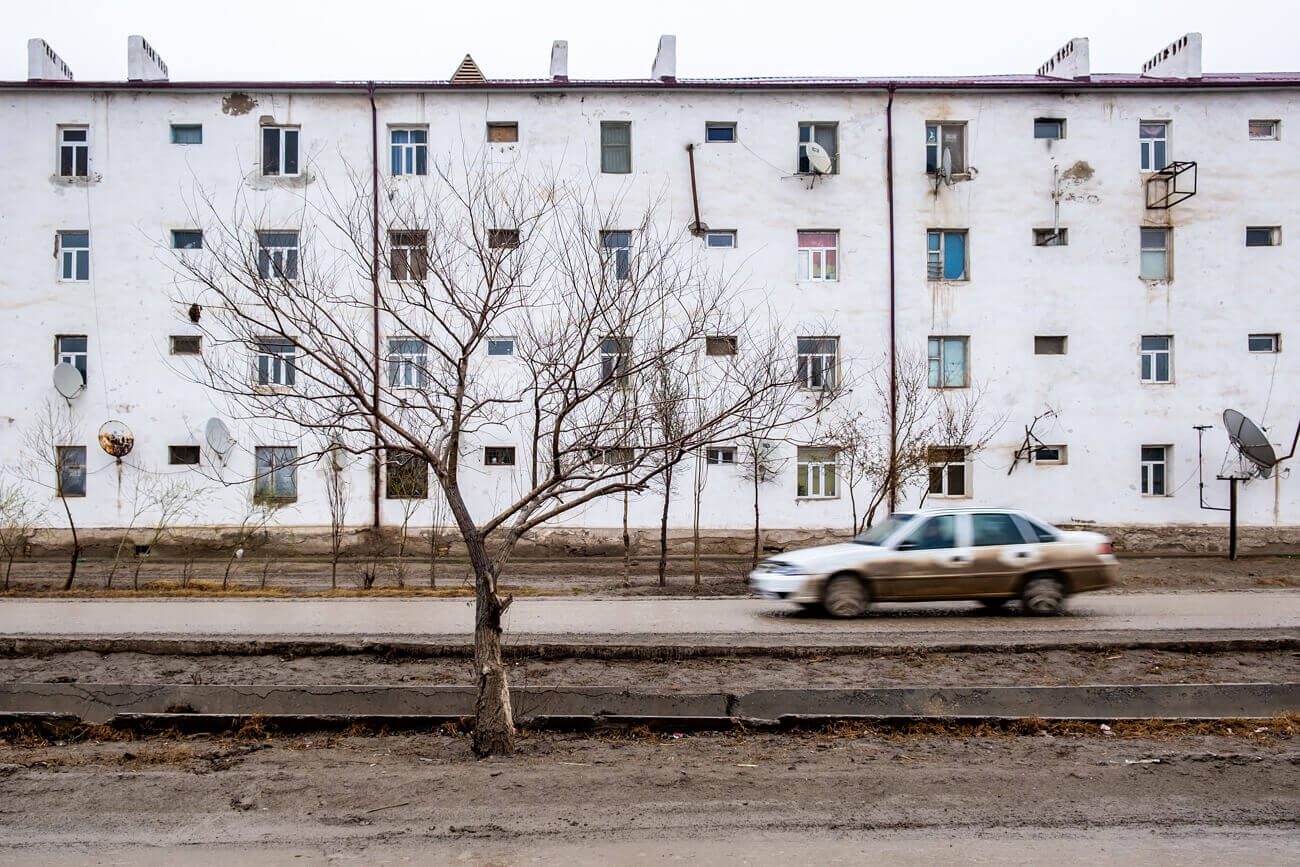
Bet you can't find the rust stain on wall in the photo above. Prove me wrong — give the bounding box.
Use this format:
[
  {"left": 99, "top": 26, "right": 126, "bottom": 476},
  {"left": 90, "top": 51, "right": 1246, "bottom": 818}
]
[
  {"left": 1062, "top": 160, "right": 1094, "bottom": 182},
  {"left": 222, "top": 92, "right": 257, "bottom": 116}
]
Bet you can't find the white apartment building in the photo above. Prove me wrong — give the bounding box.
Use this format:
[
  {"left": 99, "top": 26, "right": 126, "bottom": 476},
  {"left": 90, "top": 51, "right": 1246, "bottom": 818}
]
[{"left": 1, "top": 33, "right": 1297, "bottom": 548}]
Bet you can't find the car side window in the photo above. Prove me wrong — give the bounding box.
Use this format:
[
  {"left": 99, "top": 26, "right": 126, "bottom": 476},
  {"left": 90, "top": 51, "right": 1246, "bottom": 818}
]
[
  {"left": 1020, "top": 517, "right": 1060, "bottom": 543},
  {"left": 900, "top": 515, "right": 957, "bottom": 550},
  {"left": 972, "top": 513, "right": 1030, "bottom": 547}
]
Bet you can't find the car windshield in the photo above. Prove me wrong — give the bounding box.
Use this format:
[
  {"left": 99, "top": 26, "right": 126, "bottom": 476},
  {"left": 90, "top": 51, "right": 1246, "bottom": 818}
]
[{"left": 853, "top": 513, "right": 914, "bottom": 546}]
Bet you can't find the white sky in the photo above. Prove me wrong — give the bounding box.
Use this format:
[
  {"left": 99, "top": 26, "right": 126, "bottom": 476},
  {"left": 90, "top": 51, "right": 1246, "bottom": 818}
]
[{"left": 4, "top": 0, "right": 1297, "bottom": 82}]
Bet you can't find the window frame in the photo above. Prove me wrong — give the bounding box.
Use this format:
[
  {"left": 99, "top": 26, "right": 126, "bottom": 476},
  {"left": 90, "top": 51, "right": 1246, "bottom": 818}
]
[
  {"left": 1139, "top": 121, "right": 1169, "bottom": 172},
  {"left": 253, "top": 446, "right": 298, "bottom": 502},
  {"left": 1032, "top": 445, "right": 1067, "bottom": 465},
  {"left": 1034, "top": 336, "right": 1067, "bottom": 356},
  {"left": 599, "top": 121, "right": 632, "bottom": 174},
  {"left": 1248, "top": 333, "right": 1280, "bottom": 353},
  {"left": 255, "top": 337, "right": 297, "bottom": 388},
  {"left": 261, "top": 125, "right": 300, "bottom": 177},
  {"left": 1140, "top": 445, "right": 1169, "bottom": 497},
  {"left": 171, "top": 229, "right": 203, "bottom": 250},
  {"left": 389, "top": 126, "right": 428, "bottom": 177},
  {"left": 169, "top": 335, "right": 202, "bottom": 356},
  {"left": 796, "top": 230, "right": 839, "bottom": 281},
  {"left": 1033, "top": 227, "right": 1068, "bottom": 247},
  {"left": 484, "top": 446, "right": 517, "bottom": 467},
  {"left": 796, "top": 446, "right": 838, "bottom": 499},
  {"left": 168, "top": 445, "right": 201, "bottom": 465},
  {"left": 797, "top": 122, "right": 839, "bottom": 174},
  {"left": 925, "top": 121, "right": 967, "bottom": 175},
  {"left": 58, "top": 125, "right": 89, "bottom": 178},
  {"left": 927, "top": 336, "right": 969, "bottom": 389},
  {"left": 487, "top": 337, "right": 516, "bottom": 357},
  {"left": 705, "top": 231, "right": 736, "bottom": 249},
  {"left": 599, "top": 336, "right": 632, "bottom": 387},
  {"left": 601, "top": 230, "right": 632, "bottom": 281},
  {"left": 169, "top": 123, "right": 203, "bottom": 145},
  {"left": 796, "top": 337, "right": 839, "bottom": 390},
  {"left": 257, "top": 231, "right": 300, "bottom": 281},
  {"left": 926, "top": 229, "right": 969, "bottom": 281},
  {"left": 488, "top": 228, "right": 521, "bottom": 249},
  {"left": 1140, "top": 335, "right": 1173, "bottom": 384},
  {"left": 57, "top": 231, "right": 90, "bottom": 282},
  {"left": 389, "top": 229, "right": 428, "bottom": 281},
  {"left": 927, "top": 445, "right": 968, "bottom": 497},
  {"left": 1139, "top": 227, "right": 1171, "bottom": 280},
  {"left": 705, "top": 122, "right": 737, "bottom": 143},
  {"left": 56, "top": 446, "right": 87, "bottom": 498},
  {"left": 487, "top": 122, "right": 519, "bottom": 143},
  {"left": 1246, "top": 226, "right": 1281, "bottom": 247},
  {"left": 1248, "top": 120, "right": 1279, "bottom": 141},
  {"left": 387, "top": 336, "right": 429, "bottom": 389},
  {"left": 705, "top": 336, "right": 738, "bottom": 357},
  {"left": 55, "top": 335, "right": 89, "bottom": 385},
  {"left": 706, "top": 446, "right": 737, "bottom": 465},
  {"left": 1033, "top": 118, "right": 1066, "bottom": 140}
]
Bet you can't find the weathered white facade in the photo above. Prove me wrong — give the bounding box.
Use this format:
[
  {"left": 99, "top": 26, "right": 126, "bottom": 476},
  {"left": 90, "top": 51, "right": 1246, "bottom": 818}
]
[{"left": 1, "top": 33, "right": 1297, "bottom": 546}]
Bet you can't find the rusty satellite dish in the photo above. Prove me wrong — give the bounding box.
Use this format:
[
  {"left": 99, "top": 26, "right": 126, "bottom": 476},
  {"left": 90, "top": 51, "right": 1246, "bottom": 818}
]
[
  {"left": 1223, "top": 409, "right": 1276, "bottom": 478},
  {"left": 98, "top": 420, "right": 135, "bottom": 460}
]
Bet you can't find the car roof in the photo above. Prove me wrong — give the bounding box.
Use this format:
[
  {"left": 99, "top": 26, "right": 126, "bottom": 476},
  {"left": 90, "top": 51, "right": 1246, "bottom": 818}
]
[{"left": 907, "top": 507, "right": 1034, "bottom": 516}]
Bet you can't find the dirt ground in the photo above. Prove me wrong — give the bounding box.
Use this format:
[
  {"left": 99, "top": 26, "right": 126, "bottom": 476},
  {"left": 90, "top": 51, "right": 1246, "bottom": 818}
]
[
  {"left": 3, "top": 553, "right": 1300, "bottom": 597},
  {"left": 0, "top": 726, "right": 1295, "bottom": 862},
  {"left": 4, "top": 648, "right": 1296, "bottom": 689}
]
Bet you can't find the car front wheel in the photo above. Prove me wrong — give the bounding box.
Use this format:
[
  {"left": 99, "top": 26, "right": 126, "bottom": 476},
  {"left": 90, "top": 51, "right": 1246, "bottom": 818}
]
[
  {"left": 823, "top": 573, "right": 870, "bottom": 618},
  {"left": 1021, "top": 575, "right": 1067, "bottom": 616}
]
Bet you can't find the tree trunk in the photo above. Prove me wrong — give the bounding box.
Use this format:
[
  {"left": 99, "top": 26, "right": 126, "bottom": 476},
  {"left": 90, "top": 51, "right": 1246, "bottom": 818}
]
[
  {"left": 751, "top": 472, "right": 760, "bottom": 570},
  {"left": 469, "top": 542, "right": 514, "bottom": 757},
  {"left": 61, "top": 496, "right": 78, "bottom": 591},
  {"left": 657, "top": 464, "right": 672, "bottom": 587},
  {"left": 331, "top": 556, "right": 338, "bottom": 590},
  {"left": 4, "top": 555, "right": 12, "bottom": 591},
  {"left": 621, "top": 488, "right": 631, "bottom": 588}
]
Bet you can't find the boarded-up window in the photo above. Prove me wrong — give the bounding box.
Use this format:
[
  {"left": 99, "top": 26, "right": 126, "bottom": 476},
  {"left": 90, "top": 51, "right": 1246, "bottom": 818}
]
[
  {"left": 705, "top": 336, "right": 737, "bottom": 356},
  {"left": 487, "top": 122, "right": 519, "bottom": 143}
]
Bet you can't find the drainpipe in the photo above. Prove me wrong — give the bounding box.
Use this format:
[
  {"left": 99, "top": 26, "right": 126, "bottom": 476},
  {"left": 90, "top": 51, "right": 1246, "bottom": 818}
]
[
  {"left": 367, "top": 82, "right": 382, "bottom": 529},
  {"left": 886, "top": 84, "right": 899, "bottom": 512}
]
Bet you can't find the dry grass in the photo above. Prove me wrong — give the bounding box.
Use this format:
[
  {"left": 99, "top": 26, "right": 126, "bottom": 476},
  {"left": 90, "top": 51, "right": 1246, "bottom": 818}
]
[{"left": 0, "top": 579, "right": 559, "bottom": 600}]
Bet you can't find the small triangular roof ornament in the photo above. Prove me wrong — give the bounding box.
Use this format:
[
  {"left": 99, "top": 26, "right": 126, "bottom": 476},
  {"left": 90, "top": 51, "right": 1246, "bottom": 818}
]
[{"left": 451, "top": 54, "right": 485, "bottom": 83}]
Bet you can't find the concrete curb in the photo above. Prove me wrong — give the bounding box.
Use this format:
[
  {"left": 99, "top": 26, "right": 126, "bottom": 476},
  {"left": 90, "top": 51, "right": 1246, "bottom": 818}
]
[
  {"left": 1, "top": 633, "right": 1297, "bottom": 659},
  {"left": 0, "top": 682, "right": 1294, "bottom": 726}
]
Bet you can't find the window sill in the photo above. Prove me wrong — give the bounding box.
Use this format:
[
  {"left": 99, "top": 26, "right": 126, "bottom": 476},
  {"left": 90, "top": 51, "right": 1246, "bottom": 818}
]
[
  {"left": 1139, "top": 380, "right": 1175, "bottom": 386},
  {"left": 795, "top": 495, "right": 840, "bottom": 502},
  {"left": 794, "top": 171, "right": 839, "bottom": 177},
  {"left": 928, "top": 384, "right": 970, "bottom": 391},
  {"left": 926, "top": 172, "right": 972, "bottom": 182},
  {"left": 926, "top": 278, "right": 969, "bottom": 285},
  {"left": 253, "top": 385, "right": 296, "bottom": 395},
  {"left": 254, "top": 497, "right": 297, "bottom": 504}
]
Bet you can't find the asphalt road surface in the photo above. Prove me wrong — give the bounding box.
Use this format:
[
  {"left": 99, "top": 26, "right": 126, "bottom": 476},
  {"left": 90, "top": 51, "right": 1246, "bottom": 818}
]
[{"left": 1, "top": 592, "right": 1298, "bottom": 647}]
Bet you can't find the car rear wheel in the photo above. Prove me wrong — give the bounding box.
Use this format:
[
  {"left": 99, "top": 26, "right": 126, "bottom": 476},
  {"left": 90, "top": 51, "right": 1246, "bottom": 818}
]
[
  {"left": 823, "top": 573, "right": 870, "bottom": 618},
  {"left": 1021, "top": 575, "right": 1067, "bottom": 616}
]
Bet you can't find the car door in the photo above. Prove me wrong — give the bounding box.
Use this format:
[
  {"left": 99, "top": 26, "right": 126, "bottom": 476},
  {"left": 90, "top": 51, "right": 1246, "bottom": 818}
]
[
  {"left": 870, "top": 513, "right": 974, "bottom": 600},
  {"left": 967, "top": 512, "right": 1042, "bottom": 596}
]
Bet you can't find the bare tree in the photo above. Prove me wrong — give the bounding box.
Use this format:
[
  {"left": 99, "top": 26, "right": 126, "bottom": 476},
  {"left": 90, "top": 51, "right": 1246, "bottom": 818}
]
[
  {"left": 106, "top": 471, "right": 148, "bottom": 589},
  {"left": 647, "top": 358, "right": 691, "bottom": 587},
  {"left": 321, "top": 445, "right": 349, "bottom": 590},
  {"left": 918, "top": 380, "right": 1006, "bottom": 508},
  {"left": 221, "top": 499, "right": 279, "bottom": 590},
  {"left": 0, "top": 478, "right": 44, "bottom": 591},
  {"left": 172, "top": 154, "right": 830, "bottom": 756},
  {"left": 22, "top": 402, "right": 83, "bottom": 591},
  {"left": 131, "top": 476, "right": 204, "bottom": 590},
  {"left": 736, "top": 434, "right": 786, "bottom": 569}
]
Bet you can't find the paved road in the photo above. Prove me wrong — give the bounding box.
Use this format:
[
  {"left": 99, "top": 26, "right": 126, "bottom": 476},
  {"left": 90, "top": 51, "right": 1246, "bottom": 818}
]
[{"left": 1, "top": 593, "right": 1298, "bottom": 647}]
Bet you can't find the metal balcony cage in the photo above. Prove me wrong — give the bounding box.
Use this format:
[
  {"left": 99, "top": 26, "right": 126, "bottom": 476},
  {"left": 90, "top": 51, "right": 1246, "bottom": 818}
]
[{"left": 1146, "top": 160, "right": 1198, "bottom": 209}]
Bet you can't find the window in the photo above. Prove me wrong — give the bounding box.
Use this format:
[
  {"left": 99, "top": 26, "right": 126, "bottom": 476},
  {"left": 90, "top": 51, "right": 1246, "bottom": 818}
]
[
  {"left": 257, "top": 232, "right": 299, "bottom": 280},
  {"left": 705, "top": 122, "right": 736, "bottom": 143},
  {"left": 487, "top": 338, "right": 516, "bottom": 356},
  {"left": 56, "top": 335, "right": 88, "bottom": 384},
  {"left": 489, "top": 228, "right": 520, "bottom": 249},
  {"left": 796, "top": 337, "right": 838, "bottom": 389},
  {"left": 926, "top": 230, "right": 967, "bottom": 280},
  {"left": 170, "top": 335, "right": 202, "bottom": 355},
  {"left": 797, "top": 123, "right": 838, "bottom": 173},
  {"left": 1033, "top": 118, "right": 1065, "bottom": 140},
  {"left": 705, "top": 336, "right": 737, "bottom": 356},
  {"left": 706, "top": 447, "right": 736, "bottom": 465},
  {"left": 171, "top": 230, "right": 203, "bottom": 249},
  {"left": 600, "top": 121, "right": 631, "bottom": 173},
  {"left": 599, "top": 336, "right": 632, "bottom": 386},
  {"left": 972, "top": 513, "right": 1028, "bottom": 547},
  {"left": 1139, "top": 122, "right": 1168, "bottom": 171},
  {"left": 59, "top": 126, "right": 88, "bottom": 177},
  {"left": 1034, "top": 336, "right": 1067, "bottom": 355},
  {"left": 927, "top": 446, "right": 967, "bottom": 497},
  {"left": 705, "top": 231, "right": 736, "bottom": 248},
  {"left": 1248, "top": 333, "right": 1280, "bottom": 353},
  {"left": 601, "top": 231, "right": 631, "bottom": 280},
  {"left": 1033, "top": 445, "right": 1067, "bottom": 465},
  {"left": 797, "top": 231, "right": 838, "bottom": 281},
  {"left": 390, "top": 128, "right": 428, "bottom": 176},
  {"left": 256, "top": 337, "right": 296, "bottom": 387},
  {"left": 170, "top": 124, "right": 202, "bottom": 144},
  {"left": 388, "top": 337, "right": 428, "bottom": 388},
  {"left": 1140, "top": 228, "right": 1170, "bottom": 279},
  {"left": 927, "top": 337, "right": 968, "bottom": 388},
  {"left": 900, "top": 514, "right": 956, "bottom": 550},
  {"left": 1140, "top": 335, "right": 1172, "bottom": 383},
  {"left": 484, "top": 446, "right": 516, "bottom": 466},
  {"left": 1246, "top": 227, "right": 1280, "bottom": 247},
  {"left": 168, "top": 445, "right": 201, "bottom": 465},
  {"left": 1141, "top": 445, "right": 1168, "bottom": 496},
  {"left": 1033, "top": 228, "right": 1068, "bottom": 246},
  {"left": 261, "top": 126, "right": 300, "bottom": 176},
  {"left": 925, "top": 122, "right": 966, "bottom": 174},
  {"left": 386, "top": 450, "right": 428, "bottom": 498},
  {"left": 1025, "top": 518, "right": 1060, "bottom": 543},
  {"left": 796, "top": 447, "right": 837, "bottom": 498},
  {"left": 594, "top": 447, "right": 634, "bottom": 466},
  {"left": 389, "top": 230, "right": 428, "bottom": 281},
  {"left": 254, "top": 446, "right": 297, "bottom": 501},
  {"left": 1248, "top": 120, "right": 1278, "bottom": 141},
  {"left": 58, "top": 231, "right": 89, "bottom": 281},
  {"left": 487, "top": 122, "right": 519, "bottom": 143},
  {"left": 56, "top": 446, "right": 86, "bottom": 497}
]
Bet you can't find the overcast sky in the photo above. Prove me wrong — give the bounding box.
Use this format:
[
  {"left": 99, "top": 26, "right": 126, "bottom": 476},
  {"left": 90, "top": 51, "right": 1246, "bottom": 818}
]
[{"left": 5, "top": 0, "right": 1296, "bottom": 82}]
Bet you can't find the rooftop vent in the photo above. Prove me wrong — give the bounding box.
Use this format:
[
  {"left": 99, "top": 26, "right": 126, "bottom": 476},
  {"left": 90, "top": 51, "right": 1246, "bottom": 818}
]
[
  {"left": 1037, "top": 37, "right": 1089, "bottom": 80},
  {"left": 27, "top": 38, "right": 73, "bottom": 81},
  {"left": 451, "top": 54, "right": 486, "bottom": 84},
  {"left": 1141, "top": 33, "right": 1202, "bottom": 79},
  {"left": 127, "top": 35, "right": 169, "bottom": 81}
]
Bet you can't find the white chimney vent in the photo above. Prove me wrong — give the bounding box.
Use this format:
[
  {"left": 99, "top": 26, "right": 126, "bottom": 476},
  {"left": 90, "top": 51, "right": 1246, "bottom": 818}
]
[
  {"left": 550, "top": 40, "right": 568, "bottom": 81},
  {"left": 652, "top": 34, "right": 676, "bottom": 81},
  {"left": 127, "top": 35, "right": 169, "bottom": 82},
  {"left": 27, "top": 38, "right": 73, "bottom": 81},
  {"left": 1141, "top": 33, "right": 1202, "bottom": 79},
  {"left": 1037, "top": 37, "right": 1090, "bottom": 80}
]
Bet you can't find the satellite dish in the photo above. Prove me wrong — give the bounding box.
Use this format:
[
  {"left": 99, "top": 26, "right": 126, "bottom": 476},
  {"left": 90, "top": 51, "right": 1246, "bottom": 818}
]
[
  {"left": 1223, "top": 409, "right": 1277, "bottom": 478},
  {"left": 98, "top": 420, "right": 135, "bottom": 460},
  {"left": 52, "top": 362, "right": 85, "bottom": 400},
  {"left": 204, "top": 417, "right": 235, "bottom": 458},
  {"left": 805, "top": 142, "right": 833, "bottom": 174},
  {"left": 940, "top": 147, "right": 954, "bottom": 183}
]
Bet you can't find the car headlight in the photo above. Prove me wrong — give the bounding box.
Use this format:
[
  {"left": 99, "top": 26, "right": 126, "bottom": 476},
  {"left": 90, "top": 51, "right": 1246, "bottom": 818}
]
[{"left": 756, "top": 560, "right": 802, "bottom": 576}]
